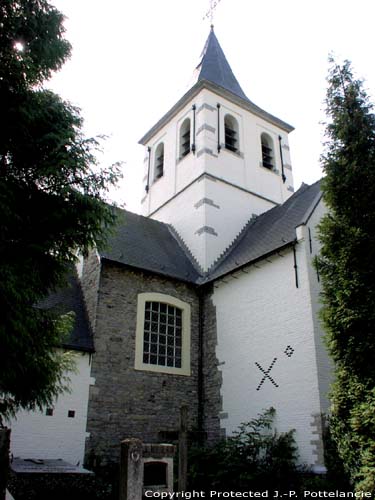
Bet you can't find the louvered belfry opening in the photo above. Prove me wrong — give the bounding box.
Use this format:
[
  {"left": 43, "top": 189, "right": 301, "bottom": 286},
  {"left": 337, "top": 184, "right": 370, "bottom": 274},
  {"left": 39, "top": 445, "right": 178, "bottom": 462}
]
[
  {"left": 180, "top": 118, "right": 191, "bottom": 158},
  {"left": 261, "top": 133, "right": 274, "bottom": 169},
  {"left": 224, "top": 114, "right": 239, "bottom": 153},
  {"left": 154, "top": 142, "right": 164, "bottom": 179}
]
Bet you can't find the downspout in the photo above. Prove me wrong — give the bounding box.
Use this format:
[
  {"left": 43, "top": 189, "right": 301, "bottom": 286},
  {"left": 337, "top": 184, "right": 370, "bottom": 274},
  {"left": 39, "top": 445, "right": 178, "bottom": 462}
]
[{"left": 293, "top": 243, "right": 299, "bottom": 288}]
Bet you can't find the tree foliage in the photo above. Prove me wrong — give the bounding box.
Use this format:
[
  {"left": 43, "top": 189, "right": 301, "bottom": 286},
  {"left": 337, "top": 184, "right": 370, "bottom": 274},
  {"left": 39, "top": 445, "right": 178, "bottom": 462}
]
[
  {"left": 0, "top": 0, "right": 121, "bottom": 421},
  {"left": 317, "top": 57, "right": 375, "bottom": 491},
  {"left": 188, "top": 408, "right": 298, "bottom": 492}
]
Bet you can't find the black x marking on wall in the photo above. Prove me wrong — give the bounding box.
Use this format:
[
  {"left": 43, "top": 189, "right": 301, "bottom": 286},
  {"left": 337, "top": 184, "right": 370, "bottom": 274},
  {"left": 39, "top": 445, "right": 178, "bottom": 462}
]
[{"left": 255, "top": 358, "right": 279, "bottom": 391}]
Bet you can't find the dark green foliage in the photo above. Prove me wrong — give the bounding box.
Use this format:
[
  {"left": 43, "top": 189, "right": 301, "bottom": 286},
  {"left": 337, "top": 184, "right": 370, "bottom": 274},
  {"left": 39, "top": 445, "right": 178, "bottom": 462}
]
[
  {"left": 317, "top": 57, "right": 375, "bottom": 491},
  {"left": 188, "top": 408, "right": 299, "bottom": 492},
  {"left": 0, "top": 0, "right": 121, "bottom": 421}
]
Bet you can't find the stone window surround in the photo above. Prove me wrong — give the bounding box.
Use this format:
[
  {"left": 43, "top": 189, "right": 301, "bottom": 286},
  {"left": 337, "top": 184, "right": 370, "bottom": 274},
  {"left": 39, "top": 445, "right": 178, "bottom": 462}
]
[{"left": 134, "top": 293, "right": 191, "bottom": 376}]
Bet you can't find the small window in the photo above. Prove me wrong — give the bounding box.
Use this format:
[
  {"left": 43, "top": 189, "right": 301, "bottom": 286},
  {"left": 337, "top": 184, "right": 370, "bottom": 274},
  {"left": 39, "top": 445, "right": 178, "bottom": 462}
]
[
  {"left": 261, "top": 133, "right": 274, "bottom": 170},
  {"left": 224, "top": 114, "right": 239, "bottom": 153},
  {"left": 180, "top": 118, "right": 191, "bottom": 158},
  {"left": 154, "top": 142, "right": 164, "bottom": 180},
  {"left": 46, "top": 408, "right": 54, "bottom": 416},
  {"left": 135, "top": 293, "right": 191, "bottom": 376},
  {"left": 68, "top": 410, "right": 75, "bottom": 418}
]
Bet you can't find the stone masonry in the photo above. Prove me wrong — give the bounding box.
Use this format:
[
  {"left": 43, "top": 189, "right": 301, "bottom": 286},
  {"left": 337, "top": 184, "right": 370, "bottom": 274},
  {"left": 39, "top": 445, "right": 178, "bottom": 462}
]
[{"left": 85, "top": 262, "right": 205, "bottom": 464}]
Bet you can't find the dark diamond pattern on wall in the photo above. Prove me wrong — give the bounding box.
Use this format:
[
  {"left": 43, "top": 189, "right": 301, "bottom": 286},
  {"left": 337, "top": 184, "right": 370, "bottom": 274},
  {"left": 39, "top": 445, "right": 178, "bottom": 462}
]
[{"left": 284, "top": 345, "right": 295, "bottom": 358}]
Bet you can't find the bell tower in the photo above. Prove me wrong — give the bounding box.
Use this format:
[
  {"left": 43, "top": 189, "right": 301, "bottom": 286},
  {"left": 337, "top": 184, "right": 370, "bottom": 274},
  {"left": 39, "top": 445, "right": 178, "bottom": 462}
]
[{"left": 139, "top": 28, "right": 294, "bottom": 272}]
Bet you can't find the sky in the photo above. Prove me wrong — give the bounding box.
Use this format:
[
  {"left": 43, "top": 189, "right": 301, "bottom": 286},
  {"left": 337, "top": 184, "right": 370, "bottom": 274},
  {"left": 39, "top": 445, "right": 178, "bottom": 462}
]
[{"left": 48, "top": 0, "right": 375, "bottom": 214}]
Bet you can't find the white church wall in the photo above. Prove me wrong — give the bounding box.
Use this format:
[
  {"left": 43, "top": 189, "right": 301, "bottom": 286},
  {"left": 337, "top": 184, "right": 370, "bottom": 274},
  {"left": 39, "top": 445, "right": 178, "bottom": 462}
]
[
  {"left": 201, "top": 89, "right": 294, "bottom": 204},
  {"left": 301, "top": 199, "right": 332, "bottom": 415},
  {"left": 212, "top": 244, "right": 325, "bottom": 467},
  {"left": 204, "top": 178, "right": 274, "bottom": 269},
  {"left": 10, "top": 351, "right": 94, "bottom": 465}
]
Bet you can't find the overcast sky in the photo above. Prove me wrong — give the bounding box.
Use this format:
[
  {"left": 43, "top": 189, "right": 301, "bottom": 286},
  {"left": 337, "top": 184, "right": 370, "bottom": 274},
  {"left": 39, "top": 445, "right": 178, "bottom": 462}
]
[{"left": 48, "top": 0, "right": 375, "bottom": 213}]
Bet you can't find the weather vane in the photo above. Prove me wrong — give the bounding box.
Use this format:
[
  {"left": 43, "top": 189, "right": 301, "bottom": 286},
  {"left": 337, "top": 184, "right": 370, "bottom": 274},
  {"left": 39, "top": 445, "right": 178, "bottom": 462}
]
[{"left": 203, "top": 0, "right": 222, "bottom": 27}]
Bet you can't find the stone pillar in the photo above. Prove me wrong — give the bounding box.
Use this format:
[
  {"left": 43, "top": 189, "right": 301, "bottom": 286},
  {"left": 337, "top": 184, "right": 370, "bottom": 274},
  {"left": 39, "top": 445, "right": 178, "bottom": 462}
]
[
  {"left": 119, "top": 438, "right": 143, "bottom": 500},
  {"left": 0, "top": 428, "right": 10, "bottom": 500}
]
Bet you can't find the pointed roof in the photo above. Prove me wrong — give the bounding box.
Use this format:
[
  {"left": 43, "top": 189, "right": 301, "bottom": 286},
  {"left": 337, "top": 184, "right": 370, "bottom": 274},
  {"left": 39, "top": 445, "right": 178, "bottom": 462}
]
[
  {"left": 139, "top": 28, "right": 293, "bottom": 145},
  {"left": 195, "top": 27, "right": 249, "bottom": 102}
]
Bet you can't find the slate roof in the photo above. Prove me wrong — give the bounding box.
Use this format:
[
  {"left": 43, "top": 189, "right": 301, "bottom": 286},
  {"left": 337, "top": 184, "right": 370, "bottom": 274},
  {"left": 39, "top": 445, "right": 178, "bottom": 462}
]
[
  {"left": 196, "top": 27, "right": 249, "bottom": 102},
  {"left": 101, "top": 181, "right": 322, "bottom": 285},
  {"left": 139, "top": 29, "right": 293, "bottom": 145},
  {"left": 100, "top": 209, "right": 201, "bottom": 283},
  {"left": 39, "top": 271, "right": 94, "bottom": 353},
  {"left": 204, "top": 180, "right": 322, "bottom": 282}
]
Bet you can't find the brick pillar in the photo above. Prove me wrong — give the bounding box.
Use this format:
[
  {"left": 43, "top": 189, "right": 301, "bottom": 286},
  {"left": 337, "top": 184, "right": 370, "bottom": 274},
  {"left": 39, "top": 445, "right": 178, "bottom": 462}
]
[
  {"left": 0, "top": 428, "right": 10, "bottom": 500},
  {"left": 119, "top": 438, "right": 143, "bottom": 500}
]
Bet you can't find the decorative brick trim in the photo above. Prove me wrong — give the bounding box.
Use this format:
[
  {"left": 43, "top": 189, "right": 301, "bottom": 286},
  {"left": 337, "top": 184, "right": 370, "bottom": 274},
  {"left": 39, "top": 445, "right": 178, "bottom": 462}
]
[
  {"left": 197, "top": 123, "right": 216, "bottom": 136},
  {"left": 197, "top": 147, "right": 217, "bottom": 158},
  {"left": 284, "top": 163, "right": 292, "bottom": 170},
  {"left": 194, "top": 198, "right": 220, "bottom": 209},
  {"left": 310, "top": 413, "right": 325, "bottom": 465},
  {"left": 195, "top": 226, "right": 218, "bottom": 237},
  {"left": 196, "top": 103, "right": 216, "bottom": 115},
  {"left": 282, "top": 144, "right": 290, "bottom": 151},
  {"left": 287, "top": 185, "right": 295, "bottom": 192}
]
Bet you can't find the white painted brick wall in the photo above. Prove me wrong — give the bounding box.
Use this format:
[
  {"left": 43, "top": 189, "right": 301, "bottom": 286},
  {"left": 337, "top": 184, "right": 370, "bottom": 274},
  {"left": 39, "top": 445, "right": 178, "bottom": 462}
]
[
  {"left": 212, "top": 242, "right": 325, "bottom": 467},
  {"left": 9, "top": 352, "right": 94, "bottom": 465}
]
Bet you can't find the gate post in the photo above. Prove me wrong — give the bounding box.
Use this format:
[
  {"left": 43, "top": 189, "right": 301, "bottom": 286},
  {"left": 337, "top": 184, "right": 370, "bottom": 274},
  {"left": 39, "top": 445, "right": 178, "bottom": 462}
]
[{"left": 119, "top": 438, "right": 143, "bottom": 500}]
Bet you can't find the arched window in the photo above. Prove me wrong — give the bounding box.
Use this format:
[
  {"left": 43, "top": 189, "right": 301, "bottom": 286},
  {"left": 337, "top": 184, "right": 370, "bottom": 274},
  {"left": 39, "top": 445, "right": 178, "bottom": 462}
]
[
  {"left": 224, "top": 114, "right": 239, "bottom": 153},
  {"left": 180, "top": 118, "right": 191, "bottom": 158},
  {"left": 261, "top": 133, "right": 274, "bottom": 170},
  {"left": 154, "top": 142, "right": 164, "bottom": 180}
]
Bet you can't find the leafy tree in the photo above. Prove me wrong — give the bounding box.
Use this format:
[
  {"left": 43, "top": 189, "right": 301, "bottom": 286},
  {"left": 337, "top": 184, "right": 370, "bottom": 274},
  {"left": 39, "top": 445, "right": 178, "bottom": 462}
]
[
  {"left": 188, "top": 408, "right": 298, "bottom": 492},
  {"left": 317, "top": 57, "right": 375, "bottom": 492},
  {"left": 0, "top": 0, "right": 121, "bottom": 422}
]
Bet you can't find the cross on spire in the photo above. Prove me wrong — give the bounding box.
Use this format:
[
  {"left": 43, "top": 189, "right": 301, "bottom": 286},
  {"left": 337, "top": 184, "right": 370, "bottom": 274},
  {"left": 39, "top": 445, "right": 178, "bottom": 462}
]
[{"left": 203, "top": 0, "right": 221, "bottom": 27}]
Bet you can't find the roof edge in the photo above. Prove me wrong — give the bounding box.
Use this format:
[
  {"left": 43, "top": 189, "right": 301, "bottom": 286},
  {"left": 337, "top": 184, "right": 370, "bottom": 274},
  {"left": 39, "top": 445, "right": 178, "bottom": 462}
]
[
  {"left": 139, "top": 80, "right": 294, "bottom": 145},
  {"left": 198, "top": 240, "right": 297, "bottom": 285}
]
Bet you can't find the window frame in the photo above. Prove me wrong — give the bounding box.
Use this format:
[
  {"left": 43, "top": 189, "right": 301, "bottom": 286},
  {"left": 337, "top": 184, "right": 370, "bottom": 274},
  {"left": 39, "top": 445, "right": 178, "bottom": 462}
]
[{"left": 134, "top": 293, "right": 191, "bottom": 376}]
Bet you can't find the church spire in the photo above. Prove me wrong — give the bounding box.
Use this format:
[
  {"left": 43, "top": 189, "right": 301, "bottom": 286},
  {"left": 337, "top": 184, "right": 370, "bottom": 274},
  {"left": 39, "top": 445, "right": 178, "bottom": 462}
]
[{"left": 195, "top": 27, "right": 249, "bottom": 102}]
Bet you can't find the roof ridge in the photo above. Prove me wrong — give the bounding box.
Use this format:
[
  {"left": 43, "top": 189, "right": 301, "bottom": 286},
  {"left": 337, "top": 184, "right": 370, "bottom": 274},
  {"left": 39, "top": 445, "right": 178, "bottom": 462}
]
[
  {"left": 167, "top": 224, "right": 204, "bottom": 276},
  {"left": 207, "top": 213, "right": 259, "bottom": 275}
]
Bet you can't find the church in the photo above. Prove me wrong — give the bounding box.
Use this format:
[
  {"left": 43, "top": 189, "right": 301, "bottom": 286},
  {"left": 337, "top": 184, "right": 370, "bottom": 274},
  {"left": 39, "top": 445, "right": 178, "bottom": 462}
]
[{"left": 10, "top": 27, "right": 330, "bottom": 473}]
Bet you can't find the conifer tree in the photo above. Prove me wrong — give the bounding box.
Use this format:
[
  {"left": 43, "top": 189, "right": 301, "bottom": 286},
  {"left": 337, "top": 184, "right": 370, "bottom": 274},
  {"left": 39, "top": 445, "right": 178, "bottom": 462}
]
[
  {"left": 0, "top": 0, "right": 121, "bottom": 421},
  {"left": 318, "top": 57, "right": 375, "bottom": 491}
]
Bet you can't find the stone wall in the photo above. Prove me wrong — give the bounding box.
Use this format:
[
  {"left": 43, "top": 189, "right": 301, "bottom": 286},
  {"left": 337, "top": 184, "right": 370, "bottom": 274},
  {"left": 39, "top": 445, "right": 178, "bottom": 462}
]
[
  {"left": 85, "top": 263, "right": 204, "bottom": 465},
  {"left": 201, "top": 286, "right": 223, "bottom": 444}
]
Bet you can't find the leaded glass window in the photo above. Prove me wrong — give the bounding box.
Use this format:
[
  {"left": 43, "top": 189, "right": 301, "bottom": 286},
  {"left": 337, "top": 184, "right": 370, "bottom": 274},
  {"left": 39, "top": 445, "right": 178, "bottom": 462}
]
[{"left": 143, "top": 301, "right": 182, "bottom": 368}]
